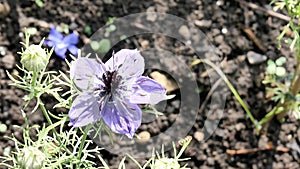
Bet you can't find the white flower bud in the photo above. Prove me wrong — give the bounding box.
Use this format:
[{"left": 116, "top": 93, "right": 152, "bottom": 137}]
[
  {"left": 20, "top": 44, "right": 50, "bottom": 72},
  {"left": 153, "top": 157, "right": 180, "bottom": 169},
  {"left": 18, "top": 146, "right": 45, "bottom": 169}
]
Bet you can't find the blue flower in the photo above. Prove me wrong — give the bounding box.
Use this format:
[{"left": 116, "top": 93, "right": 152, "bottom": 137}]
[
  {"left": 44, "top": 27, "right": 79, "bottom": 59},
  {"left": 69, "top": 49, "right": 168, "bottom": 138}
]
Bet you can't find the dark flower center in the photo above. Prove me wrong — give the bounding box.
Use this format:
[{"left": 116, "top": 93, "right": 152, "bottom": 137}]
[{"left": 102, "top": 71, "right": 115, "bottom": 94}]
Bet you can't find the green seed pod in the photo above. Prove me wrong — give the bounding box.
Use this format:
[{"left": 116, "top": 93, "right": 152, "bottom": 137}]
[
  {"left": 18, "top": 146, "right": 45, "bottom": 169},
  {"left": 153, "top": 158, "right": 180, "bottom": 169},
  {"left": 20, "top": 44, "right": 50, "bottom": 72}
]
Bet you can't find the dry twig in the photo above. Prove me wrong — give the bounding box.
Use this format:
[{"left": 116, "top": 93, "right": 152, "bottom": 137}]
[
  {"left": 226, "top": 142, "right": 289, "bottom": 155},
  {"left": 236, "top": 0, "right": 291, "bottom": 22}
]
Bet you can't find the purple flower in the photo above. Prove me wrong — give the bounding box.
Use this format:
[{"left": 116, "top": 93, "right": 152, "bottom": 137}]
[
  {"left": 69, "top": 49, "right": 168, "bottom": 138},
  {"left": 44, "top": 27, "right": 79, "bottom": 59}
]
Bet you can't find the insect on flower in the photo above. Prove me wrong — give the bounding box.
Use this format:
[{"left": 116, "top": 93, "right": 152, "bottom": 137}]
[{"left": 69, "top": 49, "right": 169, "bottom": 138}]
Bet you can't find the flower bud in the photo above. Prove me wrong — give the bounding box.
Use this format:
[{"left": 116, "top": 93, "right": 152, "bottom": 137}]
[
  {"left": 18, "top": 146, "right": 45, "bottom": 169},
  {"left": 20, "top": 44, "right": 50, "bottom": 72},
  {"left": 153, "top": 158, "right": 180, "bottom": 169}
]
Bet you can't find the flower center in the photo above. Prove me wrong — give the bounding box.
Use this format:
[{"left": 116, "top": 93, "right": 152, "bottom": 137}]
[{"left": 102, "top": 71, "right": 115, "bottom": 95}]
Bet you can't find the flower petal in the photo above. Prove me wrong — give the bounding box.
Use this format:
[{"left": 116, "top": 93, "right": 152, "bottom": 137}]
[
  {"left": 48, "top": 27, "right": 63, "bottom": 43},
  {"left": 67, "top": 45, "right": 79, "bottom": 56},
  {"left": 105, "top": 49, "right": 144, "bottom": 78},
  {"left": 130, "top": 76, "right": 168, "bottom": 104},
  {"left": 63, "top": 32, "right": 79, "bottom": 45},
  {"left": 70, "top": 57, "right": 106, "bottom": 91},
  {"left": 54, "top": 46, "right": 67, "bottom": 59},
  {"left": 101, "top": 97, "right": 142, "bottom": 138},
  {"left": 44, "top": 40, "right": 55, "bottom": 47},
  {"left": 69, "top": 92, "right": 101, "bottom": 127}
]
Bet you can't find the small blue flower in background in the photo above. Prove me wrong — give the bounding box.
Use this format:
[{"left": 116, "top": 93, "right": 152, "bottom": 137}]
[
  {"left": 69, "top": 49, "right": 168, "bottom": 138},
  {"left": 44, "top": 26, "right": 79, "bottom": 59}
]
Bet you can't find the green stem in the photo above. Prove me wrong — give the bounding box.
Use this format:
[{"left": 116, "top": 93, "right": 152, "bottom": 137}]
[
  {"left": 21, "top": 110, "right": 30, "bottom": 146},
  {"left": 76, "top": 125, "right": 92, "bottom": 166},
  {"left": 192, "top": 59, "right": 257, "bottom": 127},
  {"left": 258, "top": 106, "right": 279, "bottom": 126},
  {"left": 291, "top": 76, "right": 300, "bottom": 95},
  {"left": 38, "top": 97, "right": 72, "bottom": 155},
  {"left": 290, "top": 60, "right": 299, "bottom": 91},
  {"left": 32, "top": 71, "right": 38, "bottom": 90}
]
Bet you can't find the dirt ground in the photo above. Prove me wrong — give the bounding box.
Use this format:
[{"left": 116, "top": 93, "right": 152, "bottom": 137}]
[{"left": 0, "top": 0, "right": 300, "bottom": 168}]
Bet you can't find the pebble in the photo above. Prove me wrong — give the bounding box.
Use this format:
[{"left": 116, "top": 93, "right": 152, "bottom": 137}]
[
  {"left": 273, "top": 162, "right": 284, "bottom": 169},
  {"left": 194, "top": 131, "right": 204, "bottom": 142},
  {"left": 0, "top": 1, "right": 10, "bottom": 18},
  {"left": 142, "top": 113, "right": 156, "bottom": 123},
  {"left": 218, "top": 43, "right": 231, "bottom": 55},
  {"left": 287, "top": 134, "right": 292, "bottom": 140},
  {"left": 195, "top": 20, "right": 212, "bottom": 28},
  {"left": 140, "top": 40, "right": 149, "bottom": 49},
  {"left": 221, "top": 27, "right": 228, "bottom": 34},
  {"left": 211, "top": 29, "right": 220, "bottom": 37},
  {"left": 200, "top": 142, "right": 208, "bottom": 150},
  {"left": 149, "top": 124, "right": 160, "bottom": 134},
  {"left": 194, "top": 10, "right": 204, "bottom": 19},
  {"left": 169, "top": 114, "right": 177, "bottom": 121},
  {"left": 222, "top": 140, "right": 229, "bottom": 147},
  {"left": 287, "top": 141, "right": 300, "bottom": 154},
  {"left": 258, "top": 134, "right": 268, "bottom": 148},
  {"left": 214, "top": 35, "right": 223, "bottom": 45},
  {"left": 234, "top": 123, "right": 245, "bottom": 131},
  {"left": 196, "top": 154, "right": 207, "bottom": 161},
  {"left": 237, "top": 162, "right": 247, "bottom": 169},
  {"left": 216, "top": 0, "right": 224, "bottom": 6},
  {"left": 223, "top": 60, "right": 238, "bottom": 74},
  {"left": 146, "top": 7, "right": 157, "bottom": 21},
  {"left": 1, "top": 53, "right": 15, "bottom": 69},
  {"left": 136, "top": 131, "right": 151, "bottom": 144},
  {"left": 237, "top": 54, "right": 246, "bottom": 63},
  {"left": 69, "top": 22, "right": 78, "bottom": 29},
  {"left": 178, "top": 25, "right": 191, "bottom": 40},
  {"left": 0, "top": 46, "right": 6, "bottom": 56},
  {"left": 281, "top": 123, "right": 296, "bottom": 132},
  {"left": 171, "top": 100, "right": 180, "bottom": 109},
  {"left": 207, "top": 157, "right": 215, "bottom": 165},
  {"left": 215, "top": 128, "right": 225, "bottom": 137},
  {"left": 246, "top": 51, "right": 267, "bottom": 65}
]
